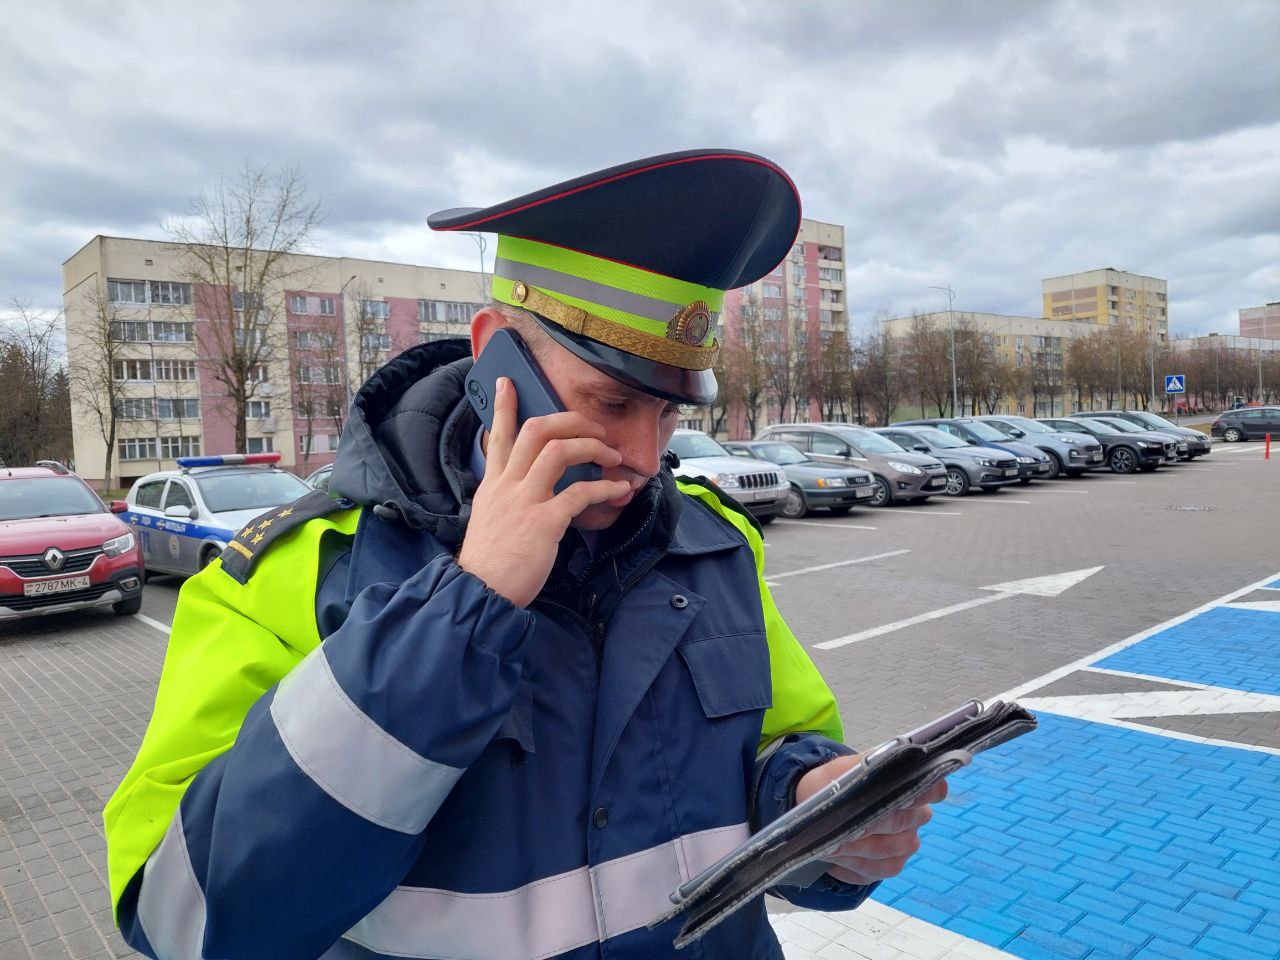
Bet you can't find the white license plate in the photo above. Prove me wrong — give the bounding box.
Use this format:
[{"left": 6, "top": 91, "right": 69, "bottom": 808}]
[
  {"left": 754, "top": 490, "right": 779, "bottom": 502},
  {"left": 1003, "top": 468, "right": 1019, "bottom": 477},
  {"left": 854, "top": 487, "right": 873, "bottom": 499},
  {"left": 23, "top": 575, "right": 91, "bottom": 597},
  {"left": 1089, "top": 454, "right": 1103, "bottom": 461}
]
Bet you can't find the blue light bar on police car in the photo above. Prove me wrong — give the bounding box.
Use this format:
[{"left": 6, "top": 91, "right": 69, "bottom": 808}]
[{"left": 176, "top": 453, "right": 282, "bottom": 468}]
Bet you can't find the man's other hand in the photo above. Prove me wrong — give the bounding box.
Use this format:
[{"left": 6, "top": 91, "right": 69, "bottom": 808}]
[{"left": 793, "top": 753, "right": 949, "bottom": 886}]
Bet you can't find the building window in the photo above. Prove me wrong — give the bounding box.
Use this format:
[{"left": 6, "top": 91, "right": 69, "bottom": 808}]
[
  {"left": 150, "top": 281, "right": 191, "bottom": 306},
  {"left": 247, "top": 364, "right": 270, "bottom": 384},
  {"left": 118, "top": 438, "right": 158, "bottom": 461},
  {"left": 821, "top": 289, "right": 842, "bottom": 303},
  {"left": 762, "top": 283, "right": 783, "bottom": 299},
  {"left": 817, "top": 246, "right": 842, "bottom": 262},
  {"left": 108, "top": 280, "right": 149, "bottom": 305},
  {"left": 819, "top": 267, "right": 843, "bottom": 282},
  {"left": 113, "top": 359, "right": 152, "bottom": 382},
  {"left": 293, "top": 330, "right": 336, "bottom": 350},
  {"left": 246, "top": 400, "right": 272, "bottom": 419},
  {"left": 245, "top": 437, "right": 274, "bottom": 454},
  {"left": 110, "top": 321, "right": 150, "bottom": 342},
  {"left": 289, "top": 295, "right": 310, "bottom": 314},
  {"left": 362, "top": 332, "right": 390, "bottom": 352},
  {"left": 234, "top": 326, "right": 268, "bottom": 349},
  {"left": 762, "top": 307, "right": 785, "bottom": 323},
  {"left": 160, "top": 436, "right": 201, "bottom": 459},
  {"left": 154, "top": 360, "right": 197, "bottom": 381},
  {"left": 157, "top": 399, "right": 199, "bottom": 420},
  {"left": 298, "top": 434, "right": 339, "bottom": 455},
  {"left": 793, "top": 265, "right": 806, "bottom": 283},
  {"left": 792, "top": 243, "right": 805, "bottom": 258},
  {"left": 318, "top": 297, "right": 335, "bottom": 316},
  {"left": 231, "top": 291, "right": 263, "bottom": 312},
  {"left": 153, "top": 321, "right": 194, "bottom": 342},
  {"left": 116, "top": 398, "right": 154, "bottom": 420},
  {"left": 298, "top": 365, "right": 340, "bottom": 384},
  {"left": 361, "top": 300, "right": 390, "bottom": 320}
]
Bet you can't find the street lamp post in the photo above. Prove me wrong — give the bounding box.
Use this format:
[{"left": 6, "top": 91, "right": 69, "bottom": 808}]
[{"left": 929, "top": 285, "right": 959, "bottom": 416}]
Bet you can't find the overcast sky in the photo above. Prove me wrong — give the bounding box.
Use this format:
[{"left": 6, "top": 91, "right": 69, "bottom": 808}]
[{"left": 2, "top": 0, "right": 1277, "bottom": 337}]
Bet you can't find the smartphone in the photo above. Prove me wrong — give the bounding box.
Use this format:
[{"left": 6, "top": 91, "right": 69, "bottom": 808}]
[{"left": 465, "top": 328, "right": 604, "bottom": 494}]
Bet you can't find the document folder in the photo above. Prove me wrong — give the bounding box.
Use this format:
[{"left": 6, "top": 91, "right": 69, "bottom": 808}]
[{"left": 654, "top": 699, "right": 1037, "bottom": 948}]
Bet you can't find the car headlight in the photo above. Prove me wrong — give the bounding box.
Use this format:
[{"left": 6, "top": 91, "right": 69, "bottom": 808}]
[
  {"left": 712, "top": 473, "right": 741, "bottom": 488},
  {"left": 1058, "top": 436, "right": 1084, "bottom": 444},
  {"left": 1017, "top": 456, "right": 1035, "bottom": 464},
  {"left": 1138, "top": 441, "right": 1159, "bottom": 448},
  {"left": 102, "top": 532, "right": 135, "bottom": 558},
  {"left": 815, "top": 477, "right": 847, "bottom": 488},
  {"left": 975, "top": 457, "right": 998, "bottom": 467},
  {"left": 887, "top": 461, "right": 923, "bottom": 475}
]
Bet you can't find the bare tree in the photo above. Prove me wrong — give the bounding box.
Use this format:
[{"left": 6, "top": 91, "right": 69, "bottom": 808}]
[
  {"left": 166, "top": 163, "right": 323, "bottom": 453},
  {"left": 65, "top": 293, "right": 134, "bottom": 492},
  {"left": 0, "top": 300, "right": 69, "bottom": 467},
  {"left": 723, "top": 291, "right": 770, "bottom": 437},
  {"left": 810, "top": 328, "right": 851, "bottom": 421},
  {"left": 862, "top": 331, "right": 901, "bottom": 426},
  {"left": 761, "top": 307, "right": 798, "bottom": 423},
  {"left": 905, "top": 312, "right": 951, "bottom": 417}
]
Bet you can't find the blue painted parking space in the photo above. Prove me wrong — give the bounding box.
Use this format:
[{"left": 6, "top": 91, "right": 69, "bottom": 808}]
[
  {"left": 871, "top": 598, "right": 1280, "bottom": 959},
  {"left": 1093, "top": 607, "right": 1280, "bottom": 697},
  {"left": 1263, "top": 579, "right": 1280, "bottom": 591}
]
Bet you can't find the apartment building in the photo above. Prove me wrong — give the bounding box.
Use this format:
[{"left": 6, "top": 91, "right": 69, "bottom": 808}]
[
  {"left": 63, "top": 235, "right": 486, "bottom": 487},
  {"left": 1239, "top": 302, "right": 1280, "bottom": 339},
  {"left": 1042, "top": 268, "right": 1168, "bottom": 342}
]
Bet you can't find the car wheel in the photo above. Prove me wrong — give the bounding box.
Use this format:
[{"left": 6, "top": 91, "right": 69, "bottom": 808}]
[
  {"left": 1109, "top": 447, "right": 1138, "bottom": 474},
  {"left": 781, "top": 484, "right": 808, "bottom": 519},
  {"left": 757, "top": 514, "right": 775, "bottom": 526},
  {"left": 199, "top": 546, "right": 220, "bottom": 570},
  {"left": 1223, "top": 427, "right": 1243, "bottom": 442},
  {"left": 1044, "top": 451, "right": 1063, "bottom": 479},
  {"left": 829, "top": 506, "right": 853, "bottom": 516},
  {"left": 112, "top": 596, "right": 143, "bottom": 616},
  {"left": 944, "top": 468, "right": 970, "bottom": 496},
  {"left": 869, "top": 475, "right": 892, "bottom": 507}
]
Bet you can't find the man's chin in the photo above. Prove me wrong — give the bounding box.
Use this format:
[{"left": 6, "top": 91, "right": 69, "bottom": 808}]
[{"left": 571, "top": 503, "right": 624, "bottom": 531}]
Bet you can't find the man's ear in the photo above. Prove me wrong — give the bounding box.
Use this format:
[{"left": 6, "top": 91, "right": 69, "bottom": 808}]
[{"left": 470, "top": 307, "right": 510, "bottom": 360}]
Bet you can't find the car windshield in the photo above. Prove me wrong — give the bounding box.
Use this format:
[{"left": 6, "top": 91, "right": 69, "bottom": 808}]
[
  {"left": 667, "top": 433, "right": 730, "bottom": 460},
  {"left": 835, "top": 429, "right": 900, "bottom": 454},
  {"left": 961, "top": 421, "right": 1009, "bottom": 442},
  {"left": 1079, "top": 419, "right": 1121, "bottom": 435},
  {"left": 1004, "top": 417, "right": 1053, "bottom": 435},
  {"left": 1098, "top": 418, "right": 1142, "bottom": 433},
  {"left": 1137, "top": 413, "right": 1179, "bottom": 430},
  {"left": 911, "top": 428, "right": 968, "bottom": 449},
  {"left": 0, "top": 477, "right": 106, "bottom": 522},
  {"left": 196, "top": 470, "right": 311, "bottom": 513},
  {"left": 750, "top": 443, "right": 807, "bottom": 465}
]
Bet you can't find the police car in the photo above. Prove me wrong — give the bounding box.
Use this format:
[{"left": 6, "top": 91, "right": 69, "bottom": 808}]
[{"left": 123, "top": 454, "right": 312, "bottom": 576}]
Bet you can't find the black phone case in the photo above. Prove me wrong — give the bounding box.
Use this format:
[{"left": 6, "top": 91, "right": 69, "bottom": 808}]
[
  {"left": 653, "top": 699, "right": 1038, "bottom": 948},
  {"left": 464, "top": 328, "right": 603, "bottom": 494}
]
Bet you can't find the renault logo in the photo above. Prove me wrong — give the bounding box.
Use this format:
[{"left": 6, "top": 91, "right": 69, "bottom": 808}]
[{"left": 43, "top": 548, "right": 66, "bottom": 572}]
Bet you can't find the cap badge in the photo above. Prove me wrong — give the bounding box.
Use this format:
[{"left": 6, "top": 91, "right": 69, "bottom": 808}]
[{"left": 667, "top": 301, "right": 712, "bottom": 346}]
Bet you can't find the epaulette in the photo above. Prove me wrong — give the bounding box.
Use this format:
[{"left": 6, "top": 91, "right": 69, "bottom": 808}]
[
  {"left": 218, "top": 489, "right": 356, "bottom": 585},
  {"left": 677, "top": 475, "right": 764, "bottom": 538}
]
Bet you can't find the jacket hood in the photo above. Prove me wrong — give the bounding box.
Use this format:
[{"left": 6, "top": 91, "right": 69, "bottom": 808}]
[{"left": 330, "top": 338, "right": 480, "bottom": 542}]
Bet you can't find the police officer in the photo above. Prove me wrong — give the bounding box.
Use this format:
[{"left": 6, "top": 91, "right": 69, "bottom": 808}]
[{"left": 105, "top": 149, "right": 947, "bottom": 959}]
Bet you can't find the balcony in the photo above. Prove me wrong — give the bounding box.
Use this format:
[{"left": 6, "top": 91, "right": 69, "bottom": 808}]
[{"left": 259, "top": 418, "right": 277, "bottom": 434}]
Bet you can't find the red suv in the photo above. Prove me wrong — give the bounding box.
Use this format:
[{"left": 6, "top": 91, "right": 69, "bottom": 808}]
[{"left": 0, "top": 463, "right": 144, "bottom": 620}]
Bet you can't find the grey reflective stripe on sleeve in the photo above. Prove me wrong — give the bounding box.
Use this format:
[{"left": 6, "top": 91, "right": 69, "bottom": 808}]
[
  {"left": 270, "top": 646, "right": 464, "bottom": 834},
  {"left": 342, "top": 823, "right": 749, "bottom": 958},
  {"left": 136, "top": 807, "right": 207, "bottom": 960},
  {"left": 494, "top": 258, "right": 719, "bottom": 326}
]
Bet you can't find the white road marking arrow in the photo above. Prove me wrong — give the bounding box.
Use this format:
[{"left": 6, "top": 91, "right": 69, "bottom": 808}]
[{"left": 814, "top": 566, "right": 1104, "bottom": 650}]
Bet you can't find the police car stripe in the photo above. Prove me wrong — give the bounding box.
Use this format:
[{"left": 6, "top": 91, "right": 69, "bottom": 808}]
[
  {"left": 494, "top": 257, "right": 720, "bottom": 326},
  {"left": 136, "top": 807, "right": 207, "bottom": 960},
  {"left": 341, "top": 822, "right": 749, "bottom": 958},
  {"left": 270, "top": 646, "right": 464, "bottom": 834}
]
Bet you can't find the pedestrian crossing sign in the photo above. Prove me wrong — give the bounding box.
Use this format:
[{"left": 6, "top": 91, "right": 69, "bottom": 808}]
[{"left": 1165, "top": 374, "right": 1186, "bottom": 393}]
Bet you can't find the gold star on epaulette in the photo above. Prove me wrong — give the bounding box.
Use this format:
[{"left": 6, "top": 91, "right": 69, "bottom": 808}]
[
  {"left": 251, "top": 533, "right": 265, "bottom": 545},
  {"left": 277, "top": 507, "right": 294, "bottom": 518},
  {"left": 258, "top": 517, "right": 274, "bottom": 530},
  {"left": 240, "top": 526, "right": 254, "bottom": 538}
]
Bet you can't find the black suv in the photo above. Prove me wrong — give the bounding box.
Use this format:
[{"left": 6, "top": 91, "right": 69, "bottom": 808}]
[
  {"left": 1210, "top": 407, "right": 1280, "bottom": 443},
  {"left": 1040, "top": 418, "right": 1168, "bottom": 473},
  {"left": 1071, "top": 410, "right": 1211, "bottom": 459}
]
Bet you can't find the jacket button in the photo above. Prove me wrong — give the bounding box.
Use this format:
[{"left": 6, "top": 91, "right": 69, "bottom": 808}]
[
  {"left": 593, "top": 807, "right": 609, "bottom": 829},
  {"left": 670, "top": 595, "right": 688, "bottom": 609}
]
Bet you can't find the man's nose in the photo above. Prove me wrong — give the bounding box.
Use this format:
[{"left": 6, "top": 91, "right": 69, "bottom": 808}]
[{"left": 616, "top": 415, "right": 664, "bottom": 479}]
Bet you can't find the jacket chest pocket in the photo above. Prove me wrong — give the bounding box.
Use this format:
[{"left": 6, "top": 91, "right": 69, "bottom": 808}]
[{"left": 678, "top": 633, "right": 773, "bottom": 719}]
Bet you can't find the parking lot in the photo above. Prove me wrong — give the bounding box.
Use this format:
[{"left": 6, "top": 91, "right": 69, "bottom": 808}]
[{"left": 2, "top": 441, "right": 1278, "bottom": 959}]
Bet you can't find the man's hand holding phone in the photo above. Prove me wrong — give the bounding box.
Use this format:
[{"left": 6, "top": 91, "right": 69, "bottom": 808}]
[{"left": 457, "top": 377, "right": 631, "bottom": 607}]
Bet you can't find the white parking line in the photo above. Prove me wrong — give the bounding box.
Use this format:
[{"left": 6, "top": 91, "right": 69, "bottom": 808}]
[
  {"left": 881, "top": 509, "right": 962, "bottom": 517},
  {"left": 955, "top": 498, "right": 1032, "bottom": 504},
  {"left": 1026, "top": 489, "right": 1092, "bottom": 494},
  {"left": 766, "top": 549, "right": 910, "bottom": 585},
  {"left": 774, "top": 519, "right": 877, "bottom": 531},
  {"left": 136, "top": 613, "right": 171, "bottom": 635}
]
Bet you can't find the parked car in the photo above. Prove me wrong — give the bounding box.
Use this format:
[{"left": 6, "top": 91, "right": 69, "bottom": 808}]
[
  {"left": 893, "top": 418, "right": 1055, "bottom": 483},
  {"left": 123, "top": 453, "right": 313, "bottom": 575},
  {"left": 1209, "top": 406, "right": 1280, "bottom": 443},
  {"left": 1087, "top": 417, "right": 1188, "bottom": 461},
  {"left": 874, "top": 426, "right": 1019, "bottom": 496},
  {"left": 0, "top": 462, "right": 144, "bottom": 620},
  {"left": 1039, "top": 418, "right": 1169, "bottom": 473},
  {"left": 1071, "top": 410, "right": 1211, "bottom": 459},
  {"left": 666, "top": 429, "right": 789, "bottom": 524},
  {"left": 723, "top": 440, "right": 876, "bottom": 518},
  {"left": 305, "top": 463, "right": 334, "bottom": 493},
  {"left": 754, "top": 423, "right": 948, "bottom": 507},
  {"left": 973, "top": 415, "right": 1105, "bottom": 477}
]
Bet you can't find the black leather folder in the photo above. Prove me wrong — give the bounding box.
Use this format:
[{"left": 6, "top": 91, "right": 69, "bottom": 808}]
[{"left": 653, "top": 699, "right": 1037, "bottom": 948}]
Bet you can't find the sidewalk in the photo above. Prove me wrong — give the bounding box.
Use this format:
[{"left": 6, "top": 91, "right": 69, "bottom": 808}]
[{"left": 770, "top": 576, "right": 1280, "bottom": 960}]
